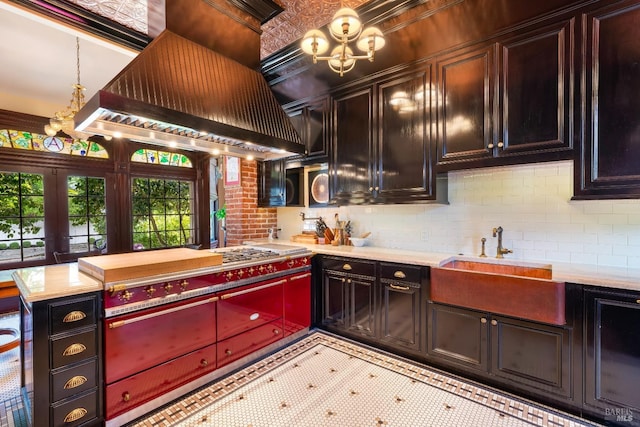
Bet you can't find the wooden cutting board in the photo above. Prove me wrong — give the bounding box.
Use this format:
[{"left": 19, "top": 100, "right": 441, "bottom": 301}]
[
  {"left": 290, "top": 234, "right": 318, "bottom": 244},
  {"left": 78, "top": 248, "right": 223, "bottom": 283}
]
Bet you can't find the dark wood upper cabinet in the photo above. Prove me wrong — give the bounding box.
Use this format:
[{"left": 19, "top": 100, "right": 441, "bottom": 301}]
[
  {"left": 498, "top": 19, "right": 574, "bottom": 157},
  {"left": 285, "top": 96, "right": 330, "bottom": 165},
  {"left": 436, "top": 18, "right": 574, "bottom": 171},
  {"left": 257, "top": 159, "right": 285, "bottom": 207},
  {"left": 331, "top": 87, "right": 375, "bottom": 204},
  {"left": 378, "top": 68, "right": 438, "bottom": 203},
  {"left": 575, "top": 1, "right": 640, "bottom": 198},
  {"left": 436, "top": 44, "right": 496, "bottom": 167}
]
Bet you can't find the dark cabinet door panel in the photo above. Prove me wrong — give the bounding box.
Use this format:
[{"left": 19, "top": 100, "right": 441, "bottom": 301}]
[
  {"left": 491, "top": 316, "right": 572, "bottom": 398},
  {"left": 585, "top": 290, "right": 640, "bottom": 414},
  {"left": 378, "top": 69, "right": 436, "bottom": 202},
  {"left": 427, "top": 302, "right": 488, "bottom": 372},
  {"left": 577, "top": 2, "right": 640, "bottom": 197},
  {"left": 348, "top": 277, "right": 376, "bottom": 338},
  {"left": 499, "top": 19, "right": 574, "bottom": 156},
  {"left": 332, "top": 88, "right": 374, "bottom": 203},
  {"left": 322, "top": 272, "right": 347, "bottom": 328},
  {"left": 437, "top": 45, "right": 496, "bottom": 166}
]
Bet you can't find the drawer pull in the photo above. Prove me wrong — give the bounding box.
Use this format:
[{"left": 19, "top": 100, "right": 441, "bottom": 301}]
[
  {"left": 636, "top": 299, "right": 640, "bottom": 304},
  {"left": 63, "top": 408, "right": 88, "bottom": 423},
  {"left": 221, "top": 279, "right": 286, "bottom": 300},
  {"left": 63, "top": 375, "right": 87, "bottom": 390},
  {"left": 62, "top": 311, "right": 86, "bottom": 323},
  {"left": 122, "top": 392, "right": 130, "bottom": 402},
  {"left": 390, "top": 284, "right": 410, "bottom": 291},
  {"left": 200, "top": 358, "right": 208, "bottom": 367},
  {"left": 342, "top": 264, "right": 352, "bottom": 271},
  {"left": 393, "top": 271, "right": 406, "bottom": 279},
  {"left": 62, "top": 343, "right": 87, "bottom": 357}
]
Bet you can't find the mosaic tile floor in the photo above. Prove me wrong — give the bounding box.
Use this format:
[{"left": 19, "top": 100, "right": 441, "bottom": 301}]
[{"left": 128, "top": 332, "right": 602, "bottom": 427}]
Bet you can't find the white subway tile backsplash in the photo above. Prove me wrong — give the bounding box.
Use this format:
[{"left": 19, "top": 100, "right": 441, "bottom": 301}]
[{"left": 277, "top": 160, "right": 640, "bottom": 268}]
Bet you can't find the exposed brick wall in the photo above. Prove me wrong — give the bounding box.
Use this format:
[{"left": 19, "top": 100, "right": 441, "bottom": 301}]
[{"left": 223, "top": 159, "right": 277, "bottom": 246}]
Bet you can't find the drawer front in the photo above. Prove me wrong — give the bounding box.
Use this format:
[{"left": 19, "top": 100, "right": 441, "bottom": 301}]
[
  {"left": 379, "top": 262, "right": 424, "bottom": 285},
  {"left": 51, "top": 358, "right": 98, "bottom": 402},
  {"left": 217, "top": 278, "right": 284, "bottom": 341},
  {"left": 323, "top": 257, "right": 376, "bottom": 277},
  {"left": 51, "top": 388, "right": 98, "bottom": 427},
  {"left": 50, "top": 296, "right": 97, "bottom": 335},
  {"left": 51, "top": 329, "right": 97, "bottom": 369},
  {"left": 217, "top": 320, "right": 283, "bottom": 368},
  {"left": 105, "top": 344, "right": 217, "bottom": 420},
  {"left": 104, "top": 295, "right": 217, "bottom": 384}
]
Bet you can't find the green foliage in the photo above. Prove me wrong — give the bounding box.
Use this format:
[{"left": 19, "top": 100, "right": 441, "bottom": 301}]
[
  {"left": 0, "top": 172, "right": 44, "bottom": 238},
  {"left": 132, "top": 178, "right": 193, "bottom": 249},
  {"left": 67, "top": 176, "right": 106, "bottom": 236},
  {"left": 36, "top": 241, "right": 44, "bottom": 247},
  {"left": 8, "top": 242, "right": 20, "bottom": 249},
  {"left": 22, "top": 241, "right": 32, "bottom": 248},
  {"left": 0, "top": 244, "right": 7, "bottom": 250},
  {"left": 215, "top": 204, "right": 226, "bottom": 220}
]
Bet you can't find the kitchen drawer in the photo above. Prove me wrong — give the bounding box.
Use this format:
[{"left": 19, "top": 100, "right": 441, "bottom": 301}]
[
  {"left": 105, "top": 343, "right": 217, "bottom": 420},
  {"left": 379, "top": 262, "right": 424, "bottom": 285},
  {"left": 217, "top": 319, "right": 284, "bottom": 368},
  {"left": 51, "top": 358, "right": 98, "bottom": 403},
  {"left": 51, "top": 388, "right": 98, "bottom": 427},
  {"left": 49, "top": 296, "right": 97, "bottom": 335},
  {"left": 218, "top": 278, "right": 284, "bottom": 341},
  {"left": 51, "top": 329, "right": 97, "bottom": 369},
  {"left": 322, "top": 257, "right": 376, "bottom": 277}
]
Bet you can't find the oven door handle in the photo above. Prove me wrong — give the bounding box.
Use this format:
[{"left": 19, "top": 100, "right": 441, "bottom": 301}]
[
  {"left": 220, "top": 279, "right": 287, "bottom": 300},
  {"left": 108, "top": 296, "right": 218, "bottom": 329},
  {"left": 288, "top": 272, "right": 312, "bottom": 281}
]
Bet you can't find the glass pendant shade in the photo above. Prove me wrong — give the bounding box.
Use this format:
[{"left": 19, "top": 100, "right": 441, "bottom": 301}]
[
  {"left": 301, "top": 29, "right": 329, "bottom": 55},
  {"left": 356, "top": 27, "right": 386, "bottom": 52},
  {"left": 329, "top": 7, "right": 362, "bottom": 39},
  {"left": 328, "top": 45, "right": 356, "bottom": 74}
]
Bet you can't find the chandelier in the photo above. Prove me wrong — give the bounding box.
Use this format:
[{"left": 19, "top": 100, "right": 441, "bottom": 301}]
[
  {"left": 44, "top": 37, "right": 92, "bottom": 141},
  {"left": 300, "top": 3, "right": 385, "bottom": 76}
]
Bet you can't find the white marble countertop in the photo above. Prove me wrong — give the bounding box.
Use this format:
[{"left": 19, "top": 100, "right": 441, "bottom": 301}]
[
  {"left": 12, "top": 263, "right": 102, "bottom": 304},
  {"left": 297, "top": 243, "right": 640, "bottom": 292}
]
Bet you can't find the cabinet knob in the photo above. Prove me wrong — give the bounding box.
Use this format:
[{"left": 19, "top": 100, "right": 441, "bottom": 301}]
[
  {"left": 497, "top": 141, "right": 504, "bottom": 148},
  {"left": 480, "top": 318, "right": 487, "bottom": 324},
  {"left": 369, "top": 187, "right": 374, "bottom": 192},
  {"left": 487, "top": 143, "right": 494, "bottom": 149},
  {"left": 491, "top": 319, "right": 498, "bottom": 326},
  {"left": 200, "top": 358, "right": 208, "bottom": 367},
  {"left": 122, "top": 392, "right": 131, "bottom": 402},
  {"left": 375, "top": 186, "right": 379, "bottom": 191},
  {"left": 636, "top": 299, "right": 640, "bottom": 304},
  {"left": 225, "top": 349, "right": 232, "bottom": 356},
  {"left": 273, "top": 329, "right": 280, "bottom": 335}
]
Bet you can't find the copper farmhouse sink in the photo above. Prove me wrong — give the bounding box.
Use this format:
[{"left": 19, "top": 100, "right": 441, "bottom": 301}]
[{"left": 431, "top": 258, "right": 565, "bottom": 325}]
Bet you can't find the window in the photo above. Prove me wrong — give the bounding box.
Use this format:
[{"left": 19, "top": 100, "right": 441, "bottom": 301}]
[
  {"left": 0, "top": 129, "right": 109, "bottom": 158},
  {"left": 67, "top": 176, "right": 107, "bottom": 253},
  {"left": 132, "top": 177, "right": 194, "bottom": 250},
  {"left": 0, "top": 171, "right": 46, "bottom": 264}
]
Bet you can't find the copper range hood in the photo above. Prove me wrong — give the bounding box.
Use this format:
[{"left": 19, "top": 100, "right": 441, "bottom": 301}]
[{"left": 74, "top": 0, "right": 304, "bottom": 160}]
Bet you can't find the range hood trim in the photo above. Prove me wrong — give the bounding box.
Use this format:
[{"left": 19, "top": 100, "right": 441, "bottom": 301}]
[{"left": 75, "top": 90, "right": 306, "bottom": 160}]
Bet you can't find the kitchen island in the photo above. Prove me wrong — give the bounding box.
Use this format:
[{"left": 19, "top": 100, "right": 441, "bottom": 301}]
[{"left": 13, "top": 244, "right": 313, "bottom": 427}]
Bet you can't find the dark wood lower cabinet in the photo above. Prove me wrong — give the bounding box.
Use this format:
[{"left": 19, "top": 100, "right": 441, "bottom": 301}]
[
  {"left": 584, "top": 288, "right": 640, "bottom": 425},
  {"left": 427, "top": 302, "right": 574, "bottom": 400}
]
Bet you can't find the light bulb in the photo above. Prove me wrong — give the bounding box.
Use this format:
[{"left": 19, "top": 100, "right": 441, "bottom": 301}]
[{"left": 301, "top": 30, "right": 329, "bottom": 55}]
